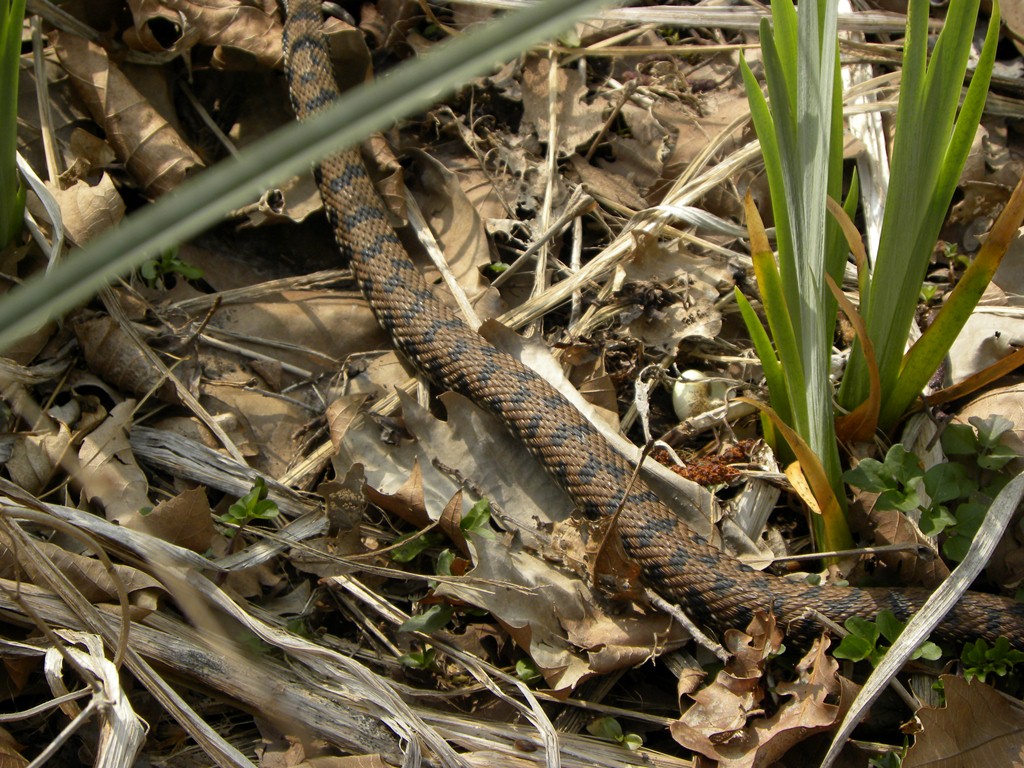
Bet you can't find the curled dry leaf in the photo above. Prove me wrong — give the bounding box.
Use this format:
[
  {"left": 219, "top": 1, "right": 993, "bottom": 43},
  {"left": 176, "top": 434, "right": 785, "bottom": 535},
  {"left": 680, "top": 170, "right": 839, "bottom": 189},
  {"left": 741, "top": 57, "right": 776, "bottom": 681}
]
[
  {"left": 405, "top": 150, "right": 504, "bottom": 320},
  {"left": 73, "top": 313, "right": 183, "bottom": 404},
  {"left": 53, "top": 31, "right": 201, "bottom": 198},
  {"left": 78, "top": 400, "right": 151, "bottom": 527},
  {"left": 5, "top": 420, "right": 71, "bottom": 496},
  {"left": 124, "top": 0, "right": 284, "bottom": 69},
  {"left": 0, "top": 538, "right": 163, "bottom": 618},
  {"left": 43, "top": 173, "right": 125, "bottom": 246},
  {"left": 672, "top": 616, "right": 856, "bottom": 768}
]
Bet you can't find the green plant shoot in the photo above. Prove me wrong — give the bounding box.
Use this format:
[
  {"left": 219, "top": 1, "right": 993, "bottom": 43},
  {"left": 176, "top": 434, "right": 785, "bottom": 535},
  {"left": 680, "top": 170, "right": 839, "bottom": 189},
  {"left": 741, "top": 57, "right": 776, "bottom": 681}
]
[
  {"left": 738, "top": 0, "right": 852, "bottom": 552},
  {"left": 218, "top": 477, "right": 280, "bottom": 536},
  {"left": 838, "top": 0, "right": 1001, "bottom": 427},
  {"left": 0, "top": 0, "right": 26, "bottom": 248}
]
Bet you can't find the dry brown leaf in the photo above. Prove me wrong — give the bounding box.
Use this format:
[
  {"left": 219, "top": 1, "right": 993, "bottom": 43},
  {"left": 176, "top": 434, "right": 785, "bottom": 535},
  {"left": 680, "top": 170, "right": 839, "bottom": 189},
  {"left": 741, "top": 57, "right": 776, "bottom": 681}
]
[
  {"left": 64, "top": 127, "right": 118, "bottom": 178},
  {"left": 290, "top": 469, "right": 367, "bottom": 577},
  {"left": 73, "top": 313, "right": 181, "bottom": 404},
  {"left": 5, "top": 420, "right": 71, "bottom": 496},
  {"left": 589, "top": 511, "right": 644, "bottom": 603},
  {"left": 78, "top": 400, "right": 151, "bottom": 527},
  {"left": 521, "top": 56, "right": 607, "bottom": 155},
  {"left": 569, "top": 154, "right": 647, "bottom": 211},
  {"left": 45, "top": 173, "right": 125, "bottom": 246},
  {"left": 671, "top": 619, "right": 852, "bottom": 768},
  {"left": 441, "top": 531, "right": 685, "bottom": 692},
  {"left": 326, "top": 396, "right": 370, "bottom": 455},
  {"left": 0, "top": 725, "right": 28, "bottom": 768},
  {"left": 438, "top": 490, "right": 470, "bottom": 557},
  {"left": 399, "top": 390, "right": 573, "bottom": 545},
  {"left": 200, "top": 381, "right": 309, "bottom": 477},
  {"left": 53, "top": 31, "right": 201, "bottom": 197},
  {"left": 405, "top": 150, "right": 504, "bottom": 320},
  {"left": 847, "top": 495, "right": 951, "bottom": 589},
  {"left": 139, "top": 486, "right": 219, "bottom": 552},
  {"left": 0, "top": 538, "right": 162, "bottom": 616},
  {"left": 124, "top": 0, "right": 284, "bottom": 69},
  {"left": 298, "top": 755, "right": 392, "bottom": 768},
  {"left": 207, "top": 291, "right": 388, "bottom": 372},
  {"left": 223, "top": 559, "right": 285, "bottom": 600},
  {"left": 905, "top": 675, "right": 1024, "bottom": 767},
  {"left": 363, "top": 460, "right": 431, "bottom": 529}
]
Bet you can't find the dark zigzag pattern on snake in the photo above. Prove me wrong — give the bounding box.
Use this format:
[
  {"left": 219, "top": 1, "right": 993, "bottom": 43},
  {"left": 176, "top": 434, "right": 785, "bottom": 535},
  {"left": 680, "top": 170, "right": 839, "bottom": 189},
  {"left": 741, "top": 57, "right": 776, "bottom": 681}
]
[{"left": 282, "top": 0, "right": 1024, "bottom": 648}]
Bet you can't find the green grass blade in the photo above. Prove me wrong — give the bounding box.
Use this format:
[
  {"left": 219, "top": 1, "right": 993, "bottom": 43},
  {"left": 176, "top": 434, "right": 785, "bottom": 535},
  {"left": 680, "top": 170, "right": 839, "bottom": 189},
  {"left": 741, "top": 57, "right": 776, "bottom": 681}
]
[
  {"left": 885, "top": 170, "right": 1024, "bottom": 425},
  {"left": 0, "top": 0, "right": 610, "bottom": 350},
  {"left": 743, "top": 0, "right": 847, "bottom": 524},
  {"left": 0, "top": 0, "right": 26, "bottom": 247},
  {"left": 841, "top": 0, "right": 990, "bottom": 414},
  {"left": 789, "top": 0, "right": 843, "bottom": 504},
  {"left": 758, "top": 22, "right": 801, "bottom": 322},
  {"left": 741, "top": 53, "right": 795, "bottom": 314},
  {"left": 735, "top": 287, "right": 791, "bottom": 427},
  {"left": 771, "top": 0, "right": 799, "bottom": 97},
  {"left": 926, "top": 0, "right": 998, "bottom": 250}
]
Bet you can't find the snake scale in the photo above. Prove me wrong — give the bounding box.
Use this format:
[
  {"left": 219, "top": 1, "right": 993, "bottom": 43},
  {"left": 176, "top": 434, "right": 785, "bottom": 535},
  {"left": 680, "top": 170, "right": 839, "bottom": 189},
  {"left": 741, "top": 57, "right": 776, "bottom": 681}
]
[{"left": 282, "top": 0, "right": 1024, "bottom": 648}]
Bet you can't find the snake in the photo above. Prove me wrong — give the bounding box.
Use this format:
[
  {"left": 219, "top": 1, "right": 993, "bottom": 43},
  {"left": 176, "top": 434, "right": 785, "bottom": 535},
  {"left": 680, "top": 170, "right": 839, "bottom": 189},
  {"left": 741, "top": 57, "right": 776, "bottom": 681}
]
[{"left": 281, "top": 0, "right": 1024, "bottom": 648}]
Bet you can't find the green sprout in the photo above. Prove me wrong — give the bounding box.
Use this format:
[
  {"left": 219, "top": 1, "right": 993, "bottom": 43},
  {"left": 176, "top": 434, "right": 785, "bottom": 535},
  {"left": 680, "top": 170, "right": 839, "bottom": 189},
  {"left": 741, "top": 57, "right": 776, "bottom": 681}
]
[
  {"left": 139, "top": 248, "right": 204, "bottom": 289},
  {"left": 218, "top": 477, "right": 279, "bottom": 536},
  {"left": 961, "top": 637, "right": 1024, "bottom": 683},
  {"left": 398, "top": 645, "right": 436, "bottom": 670},
  {"left": 515, "top": 658, "right": 542, "bottom": 685},
  {"left": 586, "top": 717, "right": 643, "bottom": 751}
]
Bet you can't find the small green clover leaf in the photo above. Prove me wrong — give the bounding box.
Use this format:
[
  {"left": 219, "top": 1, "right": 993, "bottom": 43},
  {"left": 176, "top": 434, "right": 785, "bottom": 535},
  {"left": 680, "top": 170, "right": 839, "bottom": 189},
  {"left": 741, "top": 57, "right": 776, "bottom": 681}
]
[
  {"left": 435, "top": 548, "right": 456, "bottom": 576},
  {"left": 919, "top": 463, "right": 974, "bottom": 536},
  {"left": 923, "top": 462, "right": 973, "bottom": 506},
  {"left": 941, "top": 498, "right": 990, "bottom": 563},
  {"left": 834, "top": 611, "right": 941, "bottom": 666},
  {"left": 398, "top": 646, "right": 436, "bottom": 670},
  {"left": 961, "top": 637, "right": 1024, "bottom": 683},
  {"left": 941, "top": 422, "right": 979, "bottom": 456},
  {"left": 868, "top": 749, "right": 905, "bottom": 768},
  {"left": 942, "top": 416, "right": 1019, "bottom": 472},
  {"left": 586, "top": 717, "right": 643, "bottom": 751},
  {"left": 392, "top": 498, "right": 495, "bottom": 565},
  {"left": 391, "top": 529, "right": 445, "bottom": 563},
  {"left": 140, "top": 248, "right": 203, "bottom": 288},
  {"left": 844, "top": 444, "right": 924, "bottom": 512}
]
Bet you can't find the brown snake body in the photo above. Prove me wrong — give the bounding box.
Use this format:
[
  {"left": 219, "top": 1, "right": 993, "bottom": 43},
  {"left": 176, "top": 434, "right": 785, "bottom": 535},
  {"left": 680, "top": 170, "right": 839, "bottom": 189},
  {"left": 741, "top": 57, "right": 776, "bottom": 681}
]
[{"left": 282, "top": 0, "right": 1024, "bottom": 648}]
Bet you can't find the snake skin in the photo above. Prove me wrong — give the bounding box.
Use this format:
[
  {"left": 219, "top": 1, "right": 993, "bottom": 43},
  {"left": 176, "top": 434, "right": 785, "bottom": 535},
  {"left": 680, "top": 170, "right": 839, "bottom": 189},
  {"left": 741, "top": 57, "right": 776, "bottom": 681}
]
[{"left": 282, "top": 0, "right": 1024, "bottom": 648}]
